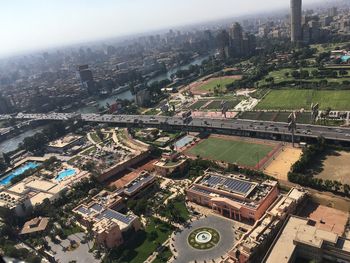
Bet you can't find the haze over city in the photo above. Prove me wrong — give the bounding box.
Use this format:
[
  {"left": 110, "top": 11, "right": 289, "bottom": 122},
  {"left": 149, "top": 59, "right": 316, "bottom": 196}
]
[
  {"left": 2, "top": 0, "right": 350, "bottom": 263},
  {"left": 1, "top": 0, "right": 322, "bottom": 57}
]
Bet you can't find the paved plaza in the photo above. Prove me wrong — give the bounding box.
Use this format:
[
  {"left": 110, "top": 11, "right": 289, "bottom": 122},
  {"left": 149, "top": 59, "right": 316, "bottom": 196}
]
[
  {"left": 47, "top": 232, "right": 99, "bottom": 263},
  {"left": 171, "top": 215, "right": 235, "bottom": 263}
]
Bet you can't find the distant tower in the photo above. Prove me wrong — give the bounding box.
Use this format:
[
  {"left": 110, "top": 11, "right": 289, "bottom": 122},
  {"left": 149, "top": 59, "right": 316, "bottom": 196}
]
[
  {"left": 291, "top": 0, "right": 302, "bottom": 43},
  {"left": 229, "top": 23, "right": 244, "bottom": 56},
  {"left": 77, "top": 65, "right": 96, "bottom": 95}
]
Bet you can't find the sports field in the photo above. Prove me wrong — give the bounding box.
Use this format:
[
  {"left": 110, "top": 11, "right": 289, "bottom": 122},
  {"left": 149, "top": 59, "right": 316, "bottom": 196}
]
[
  {"left": 198, "top": 78, "right": 235, "bottom": 92},
  {"left": 190, "top": 76, "right": 241, "bottom": 94},
  {"left": 255, "top": 89, "right": 350, "bottom": 110},
  {"left": 185, "top": 136, "right": 274, "bottom": 167}
]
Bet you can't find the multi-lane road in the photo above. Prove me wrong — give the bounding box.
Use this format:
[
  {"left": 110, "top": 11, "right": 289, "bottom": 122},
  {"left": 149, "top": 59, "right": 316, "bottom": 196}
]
[{"left": 2, "top": 112, "right": 350, "bottom": 143}]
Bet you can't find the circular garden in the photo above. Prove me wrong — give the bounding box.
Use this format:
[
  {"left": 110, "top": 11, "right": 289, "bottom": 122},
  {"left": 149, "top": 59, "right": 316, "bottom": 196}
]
[{"left": 188, "top": 227, "right": 220, "bottom": 250}]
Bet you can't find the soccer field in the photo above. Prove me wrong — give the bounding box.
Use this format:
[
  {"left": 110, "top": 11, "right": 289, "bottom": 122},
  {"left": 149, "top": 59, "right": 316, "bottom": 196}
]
[
  {"left": 255, "top": 89, "right": 350, "bottom": 110},
  {"left": 185, "top": 137, "right": 274, "bottom": 167},
  {"left": 197, "top": 78, "right": 236, "bottom": 92}
]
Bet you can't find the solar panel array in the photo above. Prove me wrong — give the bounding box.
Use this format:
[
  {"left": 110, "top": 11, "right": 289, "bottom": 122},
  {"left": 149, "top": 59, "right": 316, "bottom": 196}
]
[
  {"left": 77, "top": 206, "right": 90, "bottom": 215},
  {"left": 76, "top": 203, "right": 135, "bottom": 225},
  {"left": 203, "top": 175, "right": 254, "bottom": 195},
  {"left": 124, "top": 176, "right": 154, "bottom": 194},
  {"left": 96, "top": 209, "right": 135, "bottom": 225}
]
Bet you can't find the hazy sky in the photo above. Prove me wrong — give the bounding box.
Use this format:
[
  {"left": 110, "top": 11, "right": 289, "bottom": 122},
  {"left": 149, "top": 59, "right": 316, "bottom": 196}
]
[{"left": 1, "top": 0, "right": 320, "bottom": 57}]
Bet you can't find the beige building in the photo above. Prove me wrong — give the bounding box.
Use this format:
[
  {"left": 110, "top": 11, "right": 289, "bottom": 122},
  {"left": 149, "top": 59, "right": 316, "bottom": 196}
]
[
  {"left": 20, "top": 217, "right": 49, "bottom": 236},
  {"left": 73, "top": 190, "right": 141, "bottom": 248},
  {"left": 186, "top": 171, "right": 279, "bottom": 222},
  {"left": 229, "top": 188, "right": 307, "bottom": 263},
  {"left": 264, "top": 215, "right": 350, "bottom": 263},
  {"left": 0, "top": 169, "right": 89, "bottom": 216}
]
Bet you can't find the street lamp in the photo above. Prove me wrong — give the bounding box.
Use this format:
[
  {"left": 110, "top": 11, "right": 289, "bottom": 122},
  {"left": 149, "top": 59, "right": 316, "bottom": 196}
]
[
  {"left": 288, "top": 112, "right": 297, "bottom": 148},
  {"left": 311, "top": 103, "right": 319, "bottom": 124}
]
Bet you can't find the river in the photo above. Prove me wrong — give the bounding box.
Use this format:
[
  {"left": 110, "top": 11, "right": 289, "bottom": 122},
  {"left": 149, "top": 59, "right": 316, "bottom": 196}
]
[
  {"left": 0, "top": 126, "right": 47, "bottom": 153},
  {"left": 0, "top": 55, "right": 210, "bottom": 153},
  {"left": 147, "top": 54, "right": 210, "bottom": 84}
]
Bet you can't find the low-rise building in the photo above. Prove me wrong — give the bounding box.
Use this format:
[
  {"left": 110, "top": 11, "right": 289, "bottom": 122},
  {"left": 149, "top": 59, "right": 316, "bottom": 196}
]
[
  {"left": 0, "top": 164, "right": 90, "bottom": 216},
  {"left": 19, "top": 217, "right": 49, "bottom": 236},
  {"left": 229, "top": 188, "right": 307, "bottom": 263},
  {"left": 264, "top": 215, "right": 350, "bottom": 263},
  {"left": 153, "top": 153, "right": 188, "bottom": 177},
  {"left": 186, "top": 171, "right": 279, "bottom": 222},
  {"left": 73, "top": 190, "right": 141, "bottom": 248},
  {"left": 47, "top": 134, "right": 84, "bottom": 154},
  {"left": 123, "top": 171, "right": 156, "bottom": 197}
]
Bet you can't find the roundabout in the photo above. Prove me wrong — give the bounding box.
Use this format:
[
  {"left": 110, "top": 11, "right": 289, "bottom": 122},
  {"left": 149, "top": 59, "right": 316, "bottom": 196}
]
[
  {"left": 188, "top": 227, "right": 220, "bottom": 250},
  {"left": 172, "top": 215, "right": 236, "bottom": 263}
]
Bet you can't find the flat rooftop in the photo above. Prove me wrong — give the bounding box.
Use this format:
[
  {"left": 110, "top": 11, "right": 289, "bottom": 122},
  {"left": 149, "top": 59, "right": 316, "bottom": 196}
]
[
  {"left": 265, "top": 216, "right": 309, "bottom": 263},
  {"left": 20, "top": 217, "right": 49, "bottom": 235},
  {"left": 74, "top": 202, "right": 136, "bottom": 230},
  {"left": 265, "top": 215, "right": 350, "bottom": 263},
  {"left": 299, "top": 201, "right": 349, "bottom": 236},
  {"left": 201, "top": 173, "right": 256, "bottom": 197},
  {"left": 124, "top": 172, "right": 155, "bottom": 196},
  {"left": 189, "top": 172, "right": 276, "bottom": 208},
  {"left": 48, "top": 135, "right": 82, "bottom": 148}
]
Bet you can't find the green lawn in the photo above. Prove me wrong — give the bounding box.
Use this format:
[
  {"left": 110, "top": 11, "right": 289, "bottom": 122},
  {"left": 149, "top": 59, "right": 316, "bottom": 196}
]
[
  {"left": 90, "top": 132, "right": 102, "bottom": 144},
  {"left": 107, "top": 218, "right": 174, "bottom": 263},
  {"left": 153, "top": 247, "right": 173, "bottom": 263},
  {"left": 239, "top": 111, "right": 312, "bottom": 124},
  {"left": 255, "top": 89, "right": 350, "bottom": 110},
  {"left": 203, "top": 100, "right": 240, "bottom": 110},
  {"left": 189, "top": 100, "right": 209, "bottom": 110},
  {"left": 197, "top": 78, "right": 236, "bottom": 92},
  {"left": 185, "top": 137, "right": 274, "bottom": 167},
  {"left": 160, "top": 197, "right": 190, "bottom": 223}
]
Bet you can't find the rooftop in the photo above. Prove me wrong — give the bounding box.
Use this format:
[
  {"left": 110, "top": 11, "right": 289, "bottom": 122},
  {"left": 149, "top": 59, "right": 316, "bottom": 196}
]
[
  {"left": 20, "top": 217, "right": 49, "bottom": 235},
  {"left": 74, "top": 199, "right": 137, "bottom": 230},
  {"left": 189, "top": 171, "right": 276, "bottom": 208},
  {"left": 299, "top": 201, "right": 349, "bottom": 236},
  {"left": 123, "top": 171, "right": 155, "bottom": 196},
  {"left": 265, "top": 216, "right": 307, "bottom": 263},
  {"left": 48, "top": 135, "right": 82, "bottom": 148},
  {"left": 265, "top": 214, "right": 350, "bottom": 263}
]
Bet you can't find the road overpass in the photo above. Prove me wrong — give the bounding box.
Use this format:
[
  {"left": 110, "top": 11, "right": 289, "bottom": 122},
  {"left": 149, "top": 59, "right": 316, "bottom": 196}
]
[{"left": 2, "top": 112, "right": 350, "bottom": 144}]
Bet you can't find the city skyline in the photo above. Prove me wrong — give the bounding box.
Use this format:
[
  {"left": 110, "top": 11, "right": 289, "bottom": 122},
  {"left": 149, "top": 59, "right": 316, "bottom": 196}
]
[{"left": 1, "top": 0, "right": 322, "bottom": 58}]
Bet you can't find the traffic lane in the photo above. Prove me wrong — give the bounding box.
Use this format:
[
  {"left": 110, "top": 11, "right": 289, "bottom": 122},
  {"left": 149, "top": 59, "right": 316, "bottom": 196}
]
[{"left": 12, "top": 113, "right": 350, "bottom": 140}]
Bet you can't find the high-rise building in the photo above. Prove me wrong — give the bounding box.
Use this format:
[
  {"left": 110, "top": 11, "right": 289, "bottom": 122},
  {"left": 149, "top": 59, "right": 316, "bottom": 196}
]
[
  {"left": 329, "top": 6, "right": 338, "bottom": 17},
  {"left": 291, "top": 0, "right": 302, "bottom": 43},
  {"left": 229, "top": 23, "right": 243, "bottom": 56},
  {"left": 77, "top": 65, "right": 96, "bottom": 95}
]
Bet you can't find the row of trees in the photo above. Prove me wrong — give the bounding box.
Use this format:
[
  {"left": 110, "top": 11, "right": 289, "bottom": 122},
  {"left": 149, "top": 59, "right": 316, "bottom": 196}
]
[{"left": 288, "top": 69, "right": 348, "bottom": 80}]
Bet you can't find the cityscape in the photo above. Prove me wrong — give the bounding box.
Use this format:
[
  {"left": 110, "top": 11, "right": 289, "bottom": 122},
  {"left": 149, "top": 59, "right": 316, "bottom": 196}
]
[{"left": 2, "top": 0, "right": 350, "bottom": 263}]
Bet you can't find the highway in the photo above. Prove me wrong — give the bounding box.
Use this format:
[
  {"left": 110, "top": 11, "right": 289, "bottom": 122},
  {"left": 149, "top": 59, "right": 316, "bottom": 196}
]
[{"left": 2, "top": 112, "right": 350, "bottom": 143}]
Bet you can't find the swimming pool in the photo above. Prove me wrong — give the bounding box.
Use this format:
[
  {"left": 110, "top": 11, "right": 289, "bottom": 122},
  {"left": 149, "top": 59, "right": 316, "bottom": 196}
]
[
  {"left": 174, "top": 135, "right": 196, "bottom": 149},
  {"left": 0, "top": 162, "right": 39, "bottom": 186},
  {"left": 55, "top": 168, "right": 76, "bottom": 181}
]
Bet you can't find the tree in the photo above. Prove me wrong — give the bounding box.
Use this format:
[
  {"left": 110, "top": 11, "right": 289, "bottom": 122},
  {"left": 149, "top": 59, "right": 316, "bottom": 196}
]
[
  {"left": 2, "top": 153, "right": 11, "bottom": 166},
  {"left": 311, "top": 70, "right": 319, "bottom": 78},
  {"left": 339, "top": 69, "right": 348, "bottom": 77},
  {"left": 0, "top": 158, "right": 7, "bottom": 173},
  {"left": 148, "top": 230, "right": 158, "bottom": 241}
]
